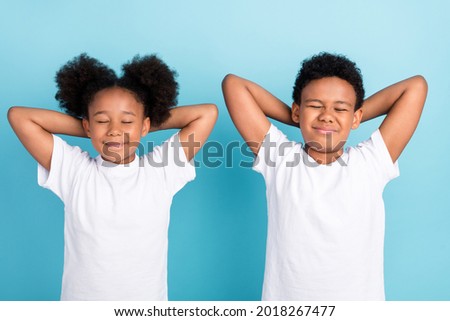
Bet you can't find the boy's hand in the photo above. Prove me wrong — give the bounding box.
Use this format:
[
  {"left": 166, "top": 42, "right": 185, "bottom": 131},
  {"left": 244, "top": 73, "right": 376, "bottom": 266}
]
[{"left": 361, "top": 75, "right": 428, "bottom": 163}]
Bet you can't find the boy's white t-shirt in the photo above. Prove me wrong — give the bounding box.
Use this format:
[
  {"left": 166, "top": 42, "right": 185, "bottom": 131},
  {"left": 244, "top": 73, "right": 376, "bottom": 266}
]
[
  {"left": 253, "top": 124, "right": 399, "bottom": 300},
  {"left": 38, "top": 133, "right": 195, "bottom": 300}
]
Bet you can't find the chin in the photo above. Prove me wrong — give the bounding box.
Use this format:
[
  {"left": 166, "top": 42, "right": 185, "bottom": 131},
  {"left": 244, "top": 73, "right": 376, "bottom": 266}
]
[{"left": 101, "top": 152, "right": 126, "bottom": 164}]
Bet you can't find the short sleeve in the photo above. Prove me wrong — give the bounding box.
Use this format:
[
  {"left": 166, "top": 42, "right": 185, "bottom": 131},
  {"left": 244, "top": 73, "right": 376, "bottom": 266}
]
[
  {"left": 253, "top": 124, "right": 295, "bottom": 182},
  {"left": 38, "top": 135, "right": 91, "bottom": 202},
  {"left": 145, "top": 132, "right": 196, "bottom": 195},
  {"left": 354, "top": 129, "right": 400, "bottom": 187}
]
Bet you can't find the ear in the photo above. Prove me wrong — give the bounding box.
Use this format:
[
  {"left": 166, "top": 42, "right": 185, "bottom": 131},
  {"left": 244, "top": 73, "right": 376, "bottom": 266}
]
[
  {"left": 141, "top": 117, "right": 150, "bottom": 136},
  {"left": 82, "top": 118, "right": 91, "bottom": 137},
  {"left": 291, "top": 103, "right": 300, "bottom": 124},
  {"left": 351, "top": 108, "right": 363, "bottom": 130}
]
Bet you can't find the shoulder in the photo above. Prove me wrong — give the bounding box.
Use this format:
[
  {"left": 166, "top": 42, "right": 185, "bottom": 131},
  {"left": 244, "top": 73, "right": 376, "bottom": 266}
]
[
  {"left": 49, "top": 134, "right": 94, "bottom": 174},
  {"left": 142, "top": 131, "right": 196, "bottom": 194},
  {"left": 51, "top": 134, "right": 88, "bottom": 158},
  {"left": 144, "top": 132, "right": 180, "bottom": 164},
  {"left": 254, "top": 124, "right": 303, "bottom": 175},
  {"left": 347, "top": 129, "right": 399, "bottom": 183},
  {"left": 350, "top": 129, "right": 390, "bottom": 159},
  {"left": 260, "top": 124, "right": 297, "bottom": 151},
  {"left": 38, "top": 135, "right": 94, "bottom": 199},
  {"left": 142, "top": 132, "right": 195, "bottom": 174}
]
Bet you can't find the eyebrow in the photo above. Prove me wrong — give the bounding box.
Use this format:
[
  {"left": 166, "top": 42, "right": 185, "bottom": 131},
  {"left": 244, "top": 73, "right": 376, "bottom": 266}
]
[
  {"left": 304, "top": 99, "right": 352, "bottom": 107},
  {"left": 93, "top": 110, "right": 137, "bottom": 116},
  {"left": 304, "top": 99, "right": 323, "bottom": 104},
  {"left": 334, "top": 101, "right": 353, "bottom": 107}
]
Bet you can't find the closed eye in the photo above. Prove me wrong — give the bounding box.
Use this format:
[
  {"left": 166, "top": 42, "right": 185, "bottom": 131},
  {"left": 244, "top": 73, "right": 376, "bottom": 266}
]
[
  {"left": 335, "top": 108, "right": 348, "bottom": 112},
  {"left": 96, "top": 120, "right": 109, "bottom": 124}
]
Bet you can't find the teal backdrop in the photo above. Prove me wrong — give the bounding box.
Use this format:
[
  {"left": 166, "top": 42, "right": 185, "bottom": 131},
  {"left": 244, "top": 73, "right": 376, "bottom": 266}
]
[{"left": 0, "top": 0, "right": 449, "bottom": 300}]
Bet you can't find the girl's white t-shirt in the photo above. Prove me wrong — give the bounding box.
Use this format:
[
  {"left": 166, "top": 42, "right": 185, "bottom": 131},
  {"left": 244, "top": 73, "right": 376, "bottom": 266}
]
[
  {"left": 254, "top": 125, "right": 399, "bottom": 300},
  {"left": 38, "top": 133, "right": 195, "bottom": 300}
]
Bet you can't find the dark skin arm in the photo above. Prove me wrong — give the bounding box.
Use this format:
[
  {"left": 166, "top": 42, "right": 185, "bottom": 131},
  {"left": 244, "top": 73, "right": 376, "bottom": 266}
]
[
  {"left": 360, "top": 75, "right": 428, "bottom": 162},
  {"left": 8, "top": 107, "right": 87, "bottom": 171}
]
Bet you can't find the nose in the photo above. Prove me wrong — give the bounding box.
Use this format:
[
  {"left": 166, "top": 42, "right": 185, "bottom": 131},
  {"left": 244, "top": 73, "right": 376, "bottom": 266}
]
[
  {"left": 107, "top": 122, "right": 122, "bottom": 136},
  {"left": 318, "top": 108, "right": 334, "bottom": 123}
]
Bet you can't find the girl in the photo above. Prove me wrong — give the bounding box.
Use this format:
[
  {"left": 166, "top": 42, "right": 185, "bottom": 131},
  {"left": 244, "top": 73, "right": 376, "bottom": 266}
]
[{"left": 8, "top": 54, "right": 218, "bottom": 300}]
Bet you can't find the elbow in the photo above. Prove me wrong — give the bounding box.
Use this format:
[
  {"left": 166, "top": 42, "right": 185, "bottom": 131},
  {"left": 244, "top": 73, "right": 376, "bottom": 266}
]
[
  {"left": 414, "top": 75, "right": 428, "bottom": 103},
  {"left": 7, "top": 106, "right": 22, "bottom": 125},
  {"left": 407, "top": 76, "right": 428, "bottom": 112},
  {"left": 205, "top": 103, "right": 219, "bottom": 123},
  {"left": 222, "top": 73, "right": 236, "bottom": 86},
  {"left": 413, "top": 74, "right": 427, "bottom": 84},
  {"left": 412, "top": 75, "right": 428, "bottom": 93},
  {"left": 221, "top": 74, "right": 246, "bottom": 112},
  {"left": 221, "top": 73, "right": 240, "bottom": 90}
]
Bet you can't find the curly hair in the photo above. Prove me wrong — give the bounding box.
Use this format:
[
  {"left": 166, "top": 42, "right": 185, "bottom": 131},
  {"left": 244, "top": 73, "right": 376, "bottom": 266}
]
[
  {"left": 55, "top": 53, "right": 178, "bottom": 126},
  {"left": 292, "top": 52, "right": 365, "bottom": 110}
]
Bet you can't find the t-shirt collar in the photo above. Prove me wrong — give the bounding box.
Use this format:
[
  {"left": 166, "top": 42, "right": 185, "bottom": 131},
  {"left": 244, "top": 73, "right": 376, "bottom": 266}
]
[
  {"left": 95, "top": 154, "right": 141, "bottom": 170},
  {"left": 301, "top": 145, "right": 350, "bottom": 167}
]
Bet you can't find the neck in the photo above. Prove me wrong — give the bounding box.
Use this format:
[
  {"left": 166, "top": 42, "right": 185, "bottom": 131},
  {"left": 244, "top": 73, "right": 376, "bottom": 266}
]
[
  {"left": 304, "top": 144, "right": 344, "bottom": 165},
  {"left": 101, "top": 153, "right": 136, "bottom": 165}
]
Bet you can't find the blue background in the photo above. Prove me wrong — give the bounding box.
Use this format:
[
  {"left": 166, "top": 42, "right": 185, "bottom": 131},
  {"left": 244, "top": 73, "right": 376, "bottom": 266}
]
[{"left": 1, "top": 0, "right": 449, "bottom": 300}]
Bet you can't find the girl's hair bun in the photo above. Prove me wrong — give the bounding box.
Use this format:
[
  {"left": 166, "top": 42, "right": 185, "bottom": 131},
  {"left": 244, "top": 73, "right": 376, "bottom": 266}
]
[
  {"left": 120, "top": 55, "right": 178, "bottom": 126},
  {"left": 55, "top": 53, "right": 117, "bottom": 118}
]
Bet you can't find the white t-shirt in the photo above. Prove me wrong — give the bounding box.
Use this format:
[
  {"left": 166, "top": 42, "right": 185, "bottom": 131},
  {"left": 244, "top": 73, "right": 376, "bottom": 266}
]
[
  {"left": 38, "top": 133, "right": 195, "bottom": 300},
  {"left": 253, "top": 124, "right": 399, "bottom": 300}
]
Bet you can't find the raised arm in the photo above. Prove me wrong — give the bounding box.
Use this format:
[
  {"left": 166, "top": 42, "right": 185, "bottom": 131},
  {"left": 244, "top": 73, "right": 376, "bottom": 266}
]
[
  {"left": 7, "top": 107, "right": 87, "bottom": 171},
  {"left": 149, "top": 104, "right": 218, "bottom": 161},
  {"left": 222, "top": 74, "right": 296, "bottom": 155},
  {"left": 361, "top": 75, "right": 428, "bottom": 163}
]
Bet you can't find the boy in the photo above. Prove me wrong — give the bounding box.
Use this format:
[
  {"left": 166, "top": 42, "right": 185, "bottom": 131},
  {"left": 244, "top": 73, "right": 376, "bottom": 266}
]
[{"left": 222, "top": 52, "right": 427, "bottom": 300}]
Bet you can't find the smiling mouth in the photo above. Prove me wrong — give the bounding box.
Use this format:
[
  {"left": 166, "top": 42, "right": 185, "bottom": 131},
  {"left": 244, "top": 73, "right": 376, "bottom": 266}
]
[
  {"left": 313, "top": 127, "right": 336, "bottom": 134},
  {"left": 104, "top": 142, "right": 124, "bottom": 149}
]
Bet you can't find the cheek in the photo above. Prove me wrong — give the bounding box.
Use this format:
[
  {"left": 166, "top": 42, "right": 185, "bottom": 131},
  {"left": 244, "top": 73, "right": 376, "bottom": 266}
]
[
  {"left": 299, "top": 112, "right": 313, "bottom": 126},
  {"left": 89, "top": 126, "right": 105, "bottom": 138},
  {"left": 128, "top": 127, "right": 144, "bottom": 142},
  {"left": 345, "top": 115, "right": 356, "bottom": 126},
  {"left": 339, "top": 118, "right": 355, "bottom": 133}
]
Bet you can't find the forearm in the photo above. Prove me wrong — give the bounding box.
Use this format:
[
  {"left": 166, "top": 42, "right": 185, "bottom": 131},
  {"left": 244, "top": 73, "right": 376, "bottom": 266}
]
[
  {"left": 362, "top": 75, "right": 427, "bottom": 163},
  {"left": 8, "top": 106, "right": 87, "bottom": 170},
  {"left": 149, "top": 104, "right": 218, "bottom": 161},
  {"left": 9, "top": 106, "right": 87, "bottom": 137},
  {"left": 247, "top": 82, "right": 295, "bottom": 126},
  {"left": 361, "top": 76, "right": 427, "bottom": 123},
  {"left": 222, "top": 74, "right": 297, "bottom": 155},
  {"left": 149, "top": 104, "right": 216, "bottom": 132},
  {"left": 229, "top": 75, "right": 296, "bottom": 126}
]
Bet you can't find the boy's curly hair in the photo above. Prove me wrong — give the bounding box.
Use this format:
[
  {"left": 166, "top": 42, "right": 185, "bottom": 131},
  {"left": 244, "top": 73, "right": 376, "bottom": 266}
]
[
  {"left": 55, "top": 53, "right": 178, "bottom": 126},
  {"left": 292, "top": 52, "right": 365, "bottom": 110}
]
